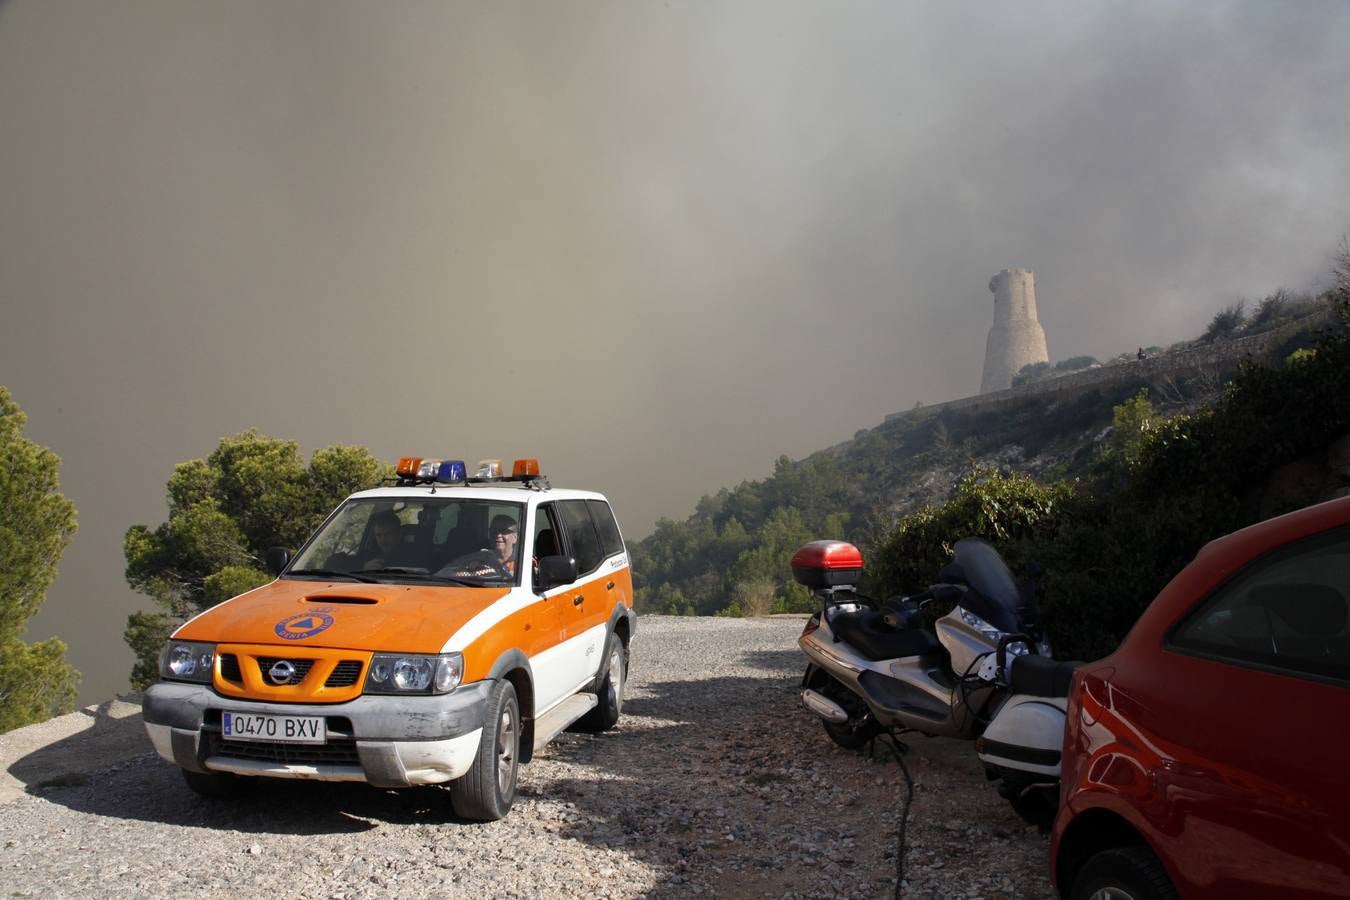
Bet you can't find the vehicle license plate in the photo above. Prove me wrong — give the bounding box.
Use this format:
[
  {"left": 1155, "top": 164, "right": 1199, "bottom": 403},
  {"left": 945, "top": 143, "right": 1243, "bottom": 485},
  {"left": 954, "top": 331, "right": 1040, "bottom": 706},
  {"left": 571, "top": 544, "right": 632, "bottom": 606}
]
[{"left": 221, "top": 712, "right": 326, "bottom": 744}]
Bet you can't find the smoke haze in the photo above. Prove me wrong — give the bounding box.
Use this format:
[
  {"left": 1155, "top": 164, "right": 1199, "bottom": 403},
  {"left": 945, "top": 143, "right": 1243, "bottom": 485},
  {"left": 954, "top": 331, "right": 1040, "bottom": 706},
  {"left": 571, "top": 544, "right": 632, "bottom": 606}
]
[{"left": 2, "top": 1, "right": 1348, "bottom": 702}]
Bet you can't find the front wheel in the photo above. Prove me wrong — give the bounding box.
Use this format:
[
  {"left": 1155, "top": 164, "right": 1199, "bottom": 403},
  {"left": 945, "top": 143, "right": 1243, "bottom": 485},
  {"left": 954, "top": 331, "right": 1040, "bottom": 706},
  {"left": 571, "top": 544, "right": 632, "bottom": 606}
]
[
  {"left": 450, "top": 679, "right": 520, "bottom": 821},
  {"left": 181, "top": 768, "right": 250, "bottom": 799},
  {"left": 1070, "top": 846, "right": 1178, "bottom": 900}
]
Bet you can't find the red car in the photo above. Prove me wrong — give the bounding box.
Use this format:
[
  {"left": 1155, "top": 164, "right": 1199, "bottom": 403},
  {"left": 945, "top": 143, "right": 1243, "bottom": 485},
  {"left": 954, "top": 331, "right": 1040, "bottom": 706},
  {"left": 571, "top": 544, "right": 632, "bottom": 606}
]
[{"left": 1051, "top": 495, "right": 1350, "bottom": 900}]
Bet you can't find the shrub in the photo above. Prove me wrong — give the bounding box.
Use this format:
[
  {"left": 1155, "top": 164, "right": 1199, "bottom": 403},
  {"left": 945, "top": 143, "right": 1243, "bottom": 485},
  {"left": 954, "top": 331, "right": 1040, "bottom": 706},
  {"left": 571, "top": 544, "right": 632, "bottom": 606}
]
[
  {"left": 1011, "top": 361, "right": 1051, "bottom": 387},
  {"left": 1053, "top": 355, "right": 1099, "bottom": 372},
  {"left": 1204, "top": 301, "right": 1247, "bottom": 342}
]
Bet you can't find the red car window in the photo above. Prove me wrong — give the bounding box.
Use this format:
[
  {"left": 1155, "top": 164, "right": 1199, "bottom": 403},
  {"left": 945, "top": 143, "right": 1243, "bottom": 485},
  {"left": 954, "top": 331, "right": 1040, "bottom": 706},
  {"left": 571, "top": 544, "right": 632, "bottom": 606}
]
[{"left": 1170, "top": 526, "right": 1350, "bottom": 685}]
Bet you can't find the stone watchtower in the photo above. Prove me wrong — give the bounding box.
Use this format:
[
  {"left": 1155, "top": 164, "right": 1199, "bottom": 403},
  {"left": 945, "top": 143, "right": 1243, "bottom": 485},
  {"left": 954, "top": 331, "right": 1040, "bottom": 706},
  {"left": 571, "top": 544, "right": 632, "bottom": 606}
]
[{"left": 980, "top": 268, "right": 1049, "bottom": 393}]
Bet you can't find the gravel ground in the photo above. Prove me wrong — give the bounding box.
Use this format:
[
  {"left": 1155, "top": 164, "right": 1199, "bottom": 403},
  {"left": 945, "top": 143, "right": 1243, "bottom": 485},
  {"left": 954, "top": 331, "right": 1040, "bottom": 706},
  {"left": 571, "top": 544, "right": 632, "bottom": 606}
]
[{"left": 0, "top": 616, "right": 1053, "bottom": 898}]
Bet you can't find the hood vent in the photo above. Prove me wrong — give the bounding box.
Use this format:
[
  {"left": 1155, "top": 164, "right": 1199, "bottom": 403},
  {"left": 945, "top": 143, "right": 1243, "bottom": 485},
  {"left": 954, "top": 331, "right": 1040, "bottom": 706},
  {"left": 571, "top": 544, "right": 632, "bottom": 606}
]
[{"left": 304, "top": 596, "right": 378, "bottom": 605}]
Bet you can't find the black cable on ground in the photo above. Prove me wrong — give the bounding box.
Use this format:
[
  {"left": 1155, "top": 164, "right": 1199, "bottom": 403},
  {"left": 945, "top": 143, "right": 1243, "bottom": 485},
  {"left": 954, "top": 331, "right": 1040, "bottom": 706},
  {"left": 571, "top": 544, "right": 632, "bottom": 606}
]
[{"left": 872, "top": 729, "right": 916, "bottom": 899}]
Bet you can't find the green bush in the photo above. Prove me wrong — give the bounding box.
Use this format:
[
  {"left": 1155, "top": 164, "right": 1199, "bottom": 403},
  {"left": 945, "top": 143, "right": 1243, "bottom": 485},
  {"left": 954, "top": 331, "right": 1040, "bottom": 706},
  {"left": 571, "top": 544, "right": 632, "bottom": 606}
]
[{"left": 866, "top": 327, "right": 1350, "bottom": 662}]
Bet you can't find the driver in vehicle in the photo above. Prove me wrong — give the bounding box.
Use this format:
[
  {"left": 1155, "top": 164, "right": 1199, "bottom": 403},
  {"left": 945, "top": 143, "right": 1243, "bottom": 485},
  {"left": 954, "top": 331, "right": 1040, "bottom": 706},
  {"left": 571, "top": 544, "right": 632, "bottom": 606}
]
[
  {"left": 436, "top": 513, "right": 520, "bottom": 580},
  {"left": 490, "top": 514, "right": 519, "bottom": 576}
]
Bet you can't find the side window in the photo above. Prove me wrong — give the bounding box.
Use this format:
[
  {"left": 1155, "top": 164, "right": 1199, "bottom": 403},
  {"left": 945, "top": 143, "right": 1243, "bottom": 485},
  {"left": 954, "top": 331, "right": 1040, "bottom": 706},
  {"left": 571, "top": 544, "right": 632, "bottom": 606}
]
[
  {"left": 559, "top": 500, "right": 603, "bottom": 576},
  {"left": 532, "top": 503, "right": 562, "bottom": 559},
  {"left": 587, "top": 500, "right": 625, "bottom": 558},
  {"left": 1170, "top": 527, "right": 1350, "bottom": 684}
]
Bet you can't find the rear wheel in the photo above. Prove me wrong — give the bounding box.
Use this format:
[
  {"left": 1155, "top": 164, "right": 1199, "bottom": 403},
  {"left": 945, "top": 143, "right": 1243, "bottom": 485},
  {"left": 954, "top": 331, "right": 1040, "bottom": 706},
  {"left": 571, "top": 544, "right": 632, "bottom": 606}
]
[
  {"left": 1070, "top": 846, "right": 1178, "bottom": 900},
  {"left": 816, "top": 675, "right": 880, "bottom": 750},
  {"left": 578, "top": 633, "right": 626, "bottom": 732},
  {"left": 451, "top": 680, "right": 520, "bottom": 821}
]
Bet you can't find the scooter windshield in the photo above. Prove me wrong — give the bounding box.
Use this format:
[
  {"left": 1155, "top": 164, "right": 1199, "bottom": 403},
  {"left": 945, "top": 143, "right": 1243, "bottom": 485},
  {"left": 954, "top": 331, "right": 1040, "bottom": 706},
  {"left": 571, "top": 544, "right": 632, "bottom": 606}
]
[{"left": 952, "top": 538, "right": 1022, "bottom": 633}]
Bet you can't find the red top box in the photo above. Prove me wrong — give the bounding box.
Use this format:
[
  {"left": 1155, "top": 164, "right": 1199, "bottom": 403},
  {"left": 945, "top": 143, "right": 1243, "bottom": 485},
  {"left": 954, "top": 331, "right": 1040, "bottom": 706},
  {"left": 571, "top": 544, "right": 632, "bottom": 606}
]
[{"left": 790, "top": 540, "right": 864, "bottom": 589}]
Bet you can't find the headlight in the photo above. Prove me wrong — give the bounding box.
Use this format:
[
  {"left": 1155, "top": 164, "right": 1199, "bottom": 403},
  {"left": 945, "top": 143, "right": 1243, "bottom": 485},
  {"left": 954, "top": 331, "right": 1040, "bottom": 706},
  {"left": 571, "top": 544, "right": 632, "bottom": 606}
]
[
  {"left": 364, "top": 652, "right": 463, "bottom": 695},
  {"left": 959, "top": 607, "right": 1005, "bottom": 645},
  {"left": 160, "top": 640, "right": 216, "bottom": 683}
]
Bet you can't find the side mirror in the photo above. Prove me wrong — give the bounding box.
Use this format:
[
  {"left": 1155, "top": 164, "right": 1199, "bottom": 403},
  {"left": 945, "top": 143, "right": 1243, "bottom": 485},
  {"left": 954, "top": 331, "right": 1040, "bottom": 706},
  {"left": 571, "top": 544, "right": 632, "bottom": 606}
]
[
  {"left": 536, "top": 555, "right": 578, "bottom": 591},
  {"left": 265, "top": 547, "right": 291, "bottom": 576},
  {"left": 937, "top": 562, "right": 967, "bottom": 584}
]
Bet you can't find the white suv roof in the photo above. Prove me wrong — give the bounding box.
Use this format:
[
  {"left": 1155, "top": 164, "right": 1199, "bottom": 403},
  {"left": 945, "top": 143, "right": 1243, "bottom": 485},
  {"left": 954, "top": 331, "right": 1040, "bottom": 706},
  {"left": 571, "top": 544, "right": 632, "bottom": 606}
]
[{"left": 346, "top": 485, "right": 608, "bottom": 505}]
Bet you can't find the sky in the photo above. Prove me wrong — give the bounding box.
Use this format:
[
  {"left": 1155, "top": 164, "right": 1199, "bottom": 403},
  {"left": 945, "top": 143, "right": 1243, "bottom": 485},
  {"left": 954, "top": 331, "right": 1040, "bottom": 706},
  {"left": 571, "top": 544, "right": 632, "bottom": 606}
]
[{"left": 2, "top": 0, "right": 1348, "bottom": 705}]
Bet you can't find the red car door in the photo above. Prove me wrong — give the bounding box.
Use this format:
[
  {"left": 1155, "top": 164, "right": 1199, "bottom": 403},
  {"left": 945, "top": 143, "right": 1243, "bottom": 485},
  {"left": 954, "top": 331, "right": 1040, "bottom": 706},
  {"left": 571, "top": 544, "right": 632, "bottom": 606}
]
[{"left": 1112, "top": 527, "right": 1350, "bottom": 899}]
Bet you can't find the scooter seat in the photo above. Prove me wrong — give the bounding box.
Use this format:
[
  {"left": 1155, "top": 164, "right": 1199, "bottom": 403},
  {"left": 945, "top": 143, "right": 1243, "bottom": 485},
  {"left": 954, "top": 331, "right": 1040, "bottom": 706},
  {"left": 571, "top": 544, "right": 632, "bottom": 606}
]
[
  {"left": 831, "top": 610, "right": 942, "bottom": 661},
  {"left": 1008, "top": 654, "right": 1081, "bottom": 698}
]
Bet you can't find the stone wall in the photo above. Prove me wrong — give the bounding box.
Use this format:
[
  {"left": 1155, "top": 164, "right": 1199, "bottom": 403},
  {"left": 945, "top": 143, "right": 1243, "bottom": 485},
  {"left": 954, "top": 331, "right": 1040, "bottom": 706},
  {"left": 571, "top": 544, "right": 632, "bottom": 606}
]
[{"left": 889, "top": 307, "right": 1333, "bottom": 423}]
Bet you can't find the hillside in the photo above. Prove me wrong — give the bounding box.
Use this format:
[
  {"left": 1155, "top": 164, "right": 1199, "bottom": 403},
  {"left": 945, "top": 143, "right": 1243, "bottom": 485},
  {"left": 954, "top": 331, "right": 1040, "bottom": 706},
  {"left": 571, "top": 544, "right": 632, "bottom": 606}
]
[{"left": 632, "top": 290, "right": 1345, "bottom": 624}]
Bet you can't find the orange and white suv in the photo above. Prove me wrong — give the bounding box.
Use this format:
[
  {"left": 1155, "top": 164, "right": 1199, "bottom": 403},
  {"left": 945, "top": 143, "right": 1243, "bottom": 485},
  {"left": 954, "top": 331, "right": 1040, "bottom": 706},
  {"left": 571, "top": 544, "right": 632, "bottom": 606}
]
[{"left": 142, "top": 457, "right": 634, "bottom": 820}]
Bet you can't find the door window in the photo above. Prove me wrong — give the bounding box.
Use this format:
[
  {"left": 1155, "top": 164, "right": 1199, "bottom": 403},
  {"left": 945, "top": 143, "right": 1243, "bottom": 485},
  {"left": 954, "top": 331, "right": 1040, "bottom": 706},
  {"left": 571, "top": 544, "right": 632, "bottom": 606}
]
[
  {"left": 1170, "top": 527, "right": 1350, "bottom": 684},
  {"left": 558, "top": 500, "right": 604, "bottom": 576},
  {"left": 587, "top": 500, "right": 626, "bottom": 558},
  {"left": 532, "top": 503, "right": 562, "bottom": 559}
]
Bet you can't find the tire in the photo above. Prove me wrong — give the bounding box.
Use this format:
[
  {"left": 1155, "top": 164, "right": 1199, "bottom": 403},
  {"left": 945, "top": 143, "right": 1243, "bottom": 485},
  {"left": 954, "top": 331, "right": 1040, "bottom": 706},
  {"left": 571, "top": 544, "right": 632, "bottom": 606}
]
[
  {"left": 578, "top": 633, "right": 626, "bottom": 732},
  {"left": 816, "top": 676, "right": 880, "bottom": 751},
  {"left": 181, "top": 767, "right": 249, "bottom": 799},
  {"left": 1070, "top": 846, "right": 1179, "bottom": 900},
  {"left": 450, "top": 680, "right": 520, "bottom": 822},
  {"left": 995, "top": 771, "right": 1058, "bottom": 830}
]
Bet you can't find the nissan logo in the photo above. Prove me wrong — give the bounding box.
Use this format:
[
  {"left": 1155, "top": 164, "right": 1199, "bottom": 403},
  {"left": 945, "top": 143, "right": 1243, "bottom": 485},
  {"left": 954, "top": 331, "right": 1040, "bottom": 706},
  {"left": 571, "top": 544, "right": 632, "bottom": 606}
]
[{"left": 268, "top": 660, "right": 297, "bottom": 685}]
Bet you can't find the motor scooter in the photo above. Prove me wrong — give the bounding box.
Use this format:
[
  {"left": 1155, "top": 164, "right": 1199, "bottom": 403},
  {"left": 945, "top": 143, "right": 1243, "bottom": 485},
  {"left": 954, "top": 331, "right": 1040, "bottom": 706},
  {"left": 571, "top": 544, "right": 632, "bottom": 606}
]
[{"left": 793, "top": 537, "right": 1078, "bottom": 825}]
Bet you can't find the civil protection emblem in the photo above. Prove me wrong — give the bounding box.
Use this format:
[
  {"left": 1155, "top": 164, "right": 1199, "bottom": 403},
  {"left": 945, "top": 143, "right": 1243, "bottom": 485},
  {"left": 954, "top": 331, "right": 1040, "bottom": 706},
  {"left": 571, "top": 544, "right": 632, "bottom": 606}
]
[{"left": 274, "top": 607, "right": 336, "bottom": 641}]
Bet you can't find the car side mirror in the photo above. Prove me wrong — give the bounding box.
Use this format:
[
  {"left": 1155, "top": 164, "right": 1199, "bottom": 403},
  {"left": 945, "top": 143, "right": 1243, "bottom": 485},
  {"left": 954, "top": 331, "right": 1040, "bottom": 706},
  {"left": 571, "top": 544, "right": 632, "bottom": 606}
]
[
  {"left": 536, "top": 555, "right": 577, "bottom": 591},
  {"left": 265, "top": 547, "right": 291, "bottom": 576}
]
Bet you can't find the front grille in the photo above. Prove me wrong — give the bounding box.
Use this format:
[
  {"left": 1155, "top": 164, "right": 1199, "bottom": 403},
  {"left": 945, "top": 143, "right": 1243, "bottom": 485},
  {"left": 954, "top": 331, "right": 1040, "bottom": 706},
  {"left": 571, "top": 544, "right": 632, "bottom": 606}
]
[
  {"left": 206, "top": 733, "right": 360, "bottom": 767},
  {"left": 219, "top": 654, "right": 242, "bottom": 683},
  {"left": 254, "top": 657, "right": 314, "bottom": 685},
  {"left": 325, "top": 660, "right": 363, "bottom": 688}
]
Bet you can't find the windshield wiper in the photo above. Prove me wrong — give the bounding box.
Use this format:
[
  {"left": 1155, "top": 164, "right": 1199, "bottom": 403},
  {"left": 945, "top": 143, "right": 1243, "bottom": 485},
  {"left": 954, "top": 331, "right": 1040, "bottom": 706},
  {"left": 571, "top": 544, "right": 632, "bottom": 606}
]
[
  {"left": 286, "top": 568, "right": 381, "bottom": 584},
  {"left": 362, "top": 568, "right": 484, "bottom": 587}
]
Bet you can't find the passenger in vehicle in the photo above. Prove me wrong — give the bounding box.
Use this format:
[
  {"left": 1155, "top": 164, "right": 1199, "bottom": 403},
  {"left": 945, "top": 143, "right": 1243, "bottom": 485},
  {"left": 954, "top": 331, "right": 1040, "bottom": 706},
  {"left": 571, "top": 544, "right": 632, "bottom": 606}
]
[{"left": 358, "top": 510, "right": 405, "bottom": 570}]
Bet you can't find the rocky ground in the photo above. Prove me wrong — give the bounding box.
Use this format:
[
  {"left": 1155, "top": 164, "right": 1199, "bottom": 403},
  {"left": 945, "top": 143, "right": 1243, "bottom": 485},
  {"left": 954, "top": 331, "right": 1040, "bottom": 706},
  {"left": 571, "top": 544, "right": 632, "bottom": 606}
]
[{"left": 0, "top": 617, "right": 1053, "bottom": 898}]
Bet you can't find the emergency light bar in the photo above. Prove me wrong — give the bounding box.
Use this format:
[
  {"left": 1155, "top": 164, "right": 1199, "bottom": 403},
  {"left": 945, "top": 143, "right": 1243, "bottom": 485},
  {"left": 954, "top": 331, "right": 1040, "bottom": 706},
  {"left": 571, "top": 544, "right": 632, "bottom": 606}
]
[
  {"left": 394, "top": 456, "right": 543, "bottom": 486},
  {"left": 394, "top": 457, "right": 468, "bottom": 485}
]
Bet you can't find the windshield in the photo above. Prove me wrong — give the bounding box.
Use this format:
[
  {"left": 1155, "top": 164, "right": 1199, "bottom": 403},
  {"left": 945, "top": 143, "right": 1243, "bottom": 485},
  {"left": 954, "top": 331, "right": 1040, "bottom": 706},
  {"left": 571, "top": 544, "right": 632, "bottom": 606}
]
[
  {"left": 289, "top": 496, "right": 525, "bottom": 586},
  {"left": 952, "top": 537, "right": 1022, "bottom": 632}
]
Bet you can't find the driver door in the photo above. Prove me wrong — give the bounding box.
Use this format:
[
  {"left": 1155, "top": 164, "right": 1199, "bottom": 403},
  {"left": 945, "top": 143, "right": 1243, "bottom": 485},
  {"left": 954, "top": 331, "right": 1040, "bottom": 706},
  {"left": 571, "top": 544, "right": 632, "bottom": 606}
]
[{"left": 528, "top": 502, "right": 579, "bottom": 711}]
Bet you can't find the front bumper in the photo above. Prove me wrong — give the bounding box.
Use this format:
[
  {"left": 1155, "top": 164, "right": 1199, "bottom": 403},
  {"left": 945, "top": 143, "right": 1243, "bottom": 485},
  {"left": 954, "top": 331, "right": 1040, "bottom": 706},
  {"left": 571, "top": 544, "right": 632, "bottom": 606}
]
[{"left": 142, "top": 680, "right": 492, "bottom": 787}]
